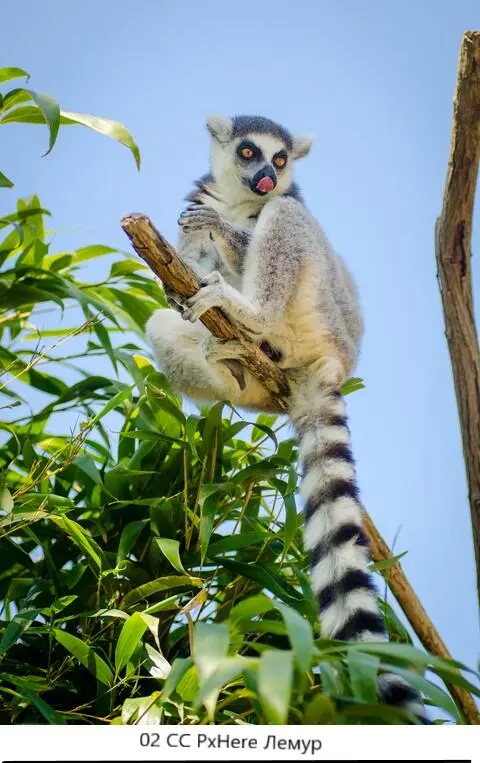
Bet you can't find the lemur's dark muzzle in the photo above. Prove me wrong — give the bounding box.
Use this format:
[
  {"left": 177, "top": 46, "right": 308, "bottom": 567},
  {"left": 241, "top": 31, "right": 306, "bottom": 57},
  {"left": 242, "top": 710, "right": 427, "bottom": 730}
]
[{"left": 251, "top": 165, "right": 277, "bottom": 195}]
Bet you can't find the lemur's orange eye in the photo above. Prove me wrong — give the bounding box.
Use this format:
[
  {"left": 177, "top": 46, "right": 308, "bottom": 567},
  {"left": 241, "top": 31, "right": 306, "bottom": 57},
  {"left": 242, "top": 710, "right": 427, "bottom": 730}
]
[
  {"left": 241, "top": 147, "right": 254, "bottom": 159},
  {"left": 274, "top": 154, "right": 287, "bottom": 168}
]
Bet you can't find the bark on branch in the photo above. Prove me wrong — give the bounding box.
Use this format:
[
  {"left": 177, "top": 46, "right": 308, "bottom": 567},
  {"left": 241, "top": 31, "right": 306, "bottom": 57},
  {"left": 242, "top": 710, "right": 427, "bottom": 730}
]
[{"left": 435, "top": 31, "right": 480, "bottom": 609}]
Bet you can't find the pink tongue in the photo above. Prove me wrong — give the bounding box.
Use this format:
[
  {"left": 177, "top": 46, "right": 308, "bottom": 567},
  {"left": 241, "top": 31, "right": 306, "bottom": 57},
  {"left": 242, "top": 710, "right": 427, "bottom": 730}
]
[{"left": 256, "top": 176, "right": 274, "bottom": 193}]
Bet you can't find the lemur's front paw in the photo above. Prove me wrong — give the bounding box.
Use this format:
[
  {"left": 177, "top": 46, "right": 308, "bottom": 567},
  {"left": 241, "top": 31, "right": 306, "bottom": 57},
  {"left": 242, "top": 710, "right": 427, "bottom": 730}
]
[
  {"left": 182, "top": 271, "right": 226, "bottom": 322},
  {"left": 178, "top": 204, "right": 224, "bottom": 234}
]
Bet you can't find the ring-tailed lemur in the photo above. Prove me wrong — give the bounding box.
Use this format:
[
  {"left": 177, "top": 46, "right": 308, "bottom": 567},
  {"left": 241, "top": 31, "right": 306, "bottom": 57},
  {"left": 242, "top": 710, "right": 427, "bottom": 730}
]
[{"left": 146, "top": 115, "right": 426, "bottom": 723}]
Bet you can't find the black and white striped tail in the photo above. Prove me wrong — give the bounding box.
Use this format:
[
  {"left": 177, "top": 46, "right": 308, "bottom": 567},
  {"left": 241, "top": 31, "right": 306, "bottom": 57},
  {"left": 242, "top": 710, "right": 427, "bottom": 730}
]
[{"left": 291, "top": 384, "right": 427, "bottom": 723}]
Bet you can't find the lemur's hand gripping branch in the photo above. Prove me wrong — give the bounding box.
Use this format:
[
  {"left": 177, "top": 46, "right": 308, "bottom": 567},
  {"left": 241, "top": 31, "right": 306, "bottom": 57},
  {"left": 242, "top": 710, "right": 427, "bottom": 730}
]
[{"left": 120, "top": 213, "right": 291, "bottom": 407}]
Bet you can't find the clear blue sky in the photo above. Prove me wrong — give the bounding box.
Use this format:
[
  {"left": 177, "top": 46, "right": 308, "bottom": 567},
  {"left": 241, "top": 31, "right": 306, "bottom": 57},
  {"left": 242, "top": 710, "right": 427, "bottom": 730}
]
[{"left": 2, "top": 1, "right": 479, "bottom": 672}]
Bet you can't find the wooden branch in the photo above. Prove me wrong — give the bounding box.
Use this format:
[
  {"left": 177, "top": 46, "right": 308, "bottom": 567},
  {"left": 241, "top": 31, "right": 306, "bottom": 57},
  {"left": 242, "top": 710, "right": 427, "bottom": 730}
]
[
  {"left": 121, "top": 211, "right": 479, "bottom": 722},
  {"left": 120, "top": 214, "right": 290, "bottom": 408},
  {"left": 435, "top": 31, "right": 480, "bottom": 609},
  {"left": 364, "top": 511, "right": 480, "bottom": 725}
]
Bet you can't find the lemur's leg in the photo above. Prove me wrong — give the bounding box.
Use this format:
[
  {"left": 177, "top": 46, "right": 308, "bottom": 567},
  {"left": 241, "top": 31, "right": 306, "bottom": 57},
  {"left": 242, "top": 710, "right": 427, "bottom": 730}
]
[
  {"left": 178, "top": 204, "right": 251, "bottom": 275},
  {"left": 146, "top": 310, "right": 238, "bottom": 401},
  {"left": 146, "top": 309, "right": 276, "bottom": 410}
]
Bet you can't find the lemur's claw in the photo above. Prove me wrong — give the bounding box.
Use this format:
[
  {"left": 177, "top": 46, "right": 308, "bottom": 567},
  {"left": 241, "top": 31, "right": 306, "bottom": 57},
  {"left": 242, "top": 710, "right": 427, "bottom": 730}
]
[
  {"left": 201, "top": 337, "right": 249, "bottom": 390},
  {"left": 178, "top": 205, "right": 224, "bottom": 233},
  {"left": 222, "top": 359, "right": 246, "bottom": 390},
  {"left": 163, "top": 284, "right": 187, "bottom": 313}
]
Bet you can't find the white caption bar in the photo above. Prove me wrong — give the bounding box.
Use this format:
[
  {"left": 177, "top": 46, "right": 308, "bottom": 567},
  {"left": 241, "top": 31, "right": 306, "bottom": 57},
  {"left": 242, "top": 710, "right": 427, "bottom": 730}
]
[{"left": 0, "top": 724, "right": 478, "bottom": 762}]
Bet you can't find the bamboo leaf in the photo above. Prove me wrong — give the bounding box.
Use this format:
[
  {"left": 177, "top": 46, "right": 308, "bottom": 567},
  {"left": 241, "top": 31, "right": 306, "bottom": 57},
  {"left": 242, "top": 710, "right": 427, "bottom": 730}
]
[
  {"left": 0, "top": 67, "right": 30, "bottom": 84},
  {"left": 26, "top": 91, "right": 60, "bottom": 155},
  {"left": 347, "top": 651, "right": 380, "bottom": 703},
  {"left": 89, "top": 385, "right": 133, "bottom": 426},
  {"left": 154, "top": 538, "right": 187, "bottom": 575},
  {"left": 122, "top": 693, "right": 162, "bottom": 725},
  {"left": 60, "top": 111, "right": 140, "bottom": 168},
  {"left": 53, "top": 630, "right": 113, "bottom": 686},
  {"left": 50, "top": 516, "right": 107, "bottom": 571},
  {"left": 3, "top": 675, "right": 66, "bottom": 724},
  {"left": 275, "top": 601, "right": 314, "bottom": 673},
  {"left": 0, "top": 171, "right": 14, "bottom": 188},
  {"left": 0, "top": 106, "right": 140, "bottom": 167},
  {"left": 258, "top": 650, "right": 293, "bottom": 723},
  {"left": 121, "top": 575, "right": 202, "bottom": 608},
  {"left": 193, "top": 622, "right": 230, "bottom": 719},
  {"left": 193, "top": 622, "right": 230, "bottom": 683},
  {"left": 0, "top": 609, "right": 39, "bottom": 654},
  {"left": 194, "top": 656, "right": 251, "bottom": 710},
  {"left": 370, "top": 551, "right": 407, "bottom": 572},
  {"left": 115, "top": 612, "right": 148, "bottom": 674},
  {"left": 162, "top": 657, "right": 193, "bottom": 699},
  {"left": 116, "top": 520, "right": 147, "bottom": 565}
]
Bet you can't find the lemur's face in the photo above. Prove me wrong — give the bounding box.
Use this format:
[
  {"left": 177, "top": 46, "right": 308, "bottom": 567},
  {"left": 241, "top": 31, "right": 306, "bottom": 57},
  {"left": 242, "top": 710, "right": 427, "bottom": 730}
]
[
  {"left": 233, "top": 134, "right": 291, "bottom": 197},
  {"left": 207, "top": 115, "right": 314, "bottom": 202}
]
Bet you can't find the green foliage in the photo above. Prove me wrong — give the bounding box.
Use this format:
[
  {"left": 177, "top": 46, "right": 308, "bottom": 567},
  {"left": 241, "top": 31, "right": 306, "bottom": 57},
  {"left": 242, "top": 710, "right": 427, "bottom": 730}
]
[
  {"left": 0, "top": 66, "right": 140, "bottom": 187},
  {"left": 0, "top": 66, "right": 478, "bottom": 726}
]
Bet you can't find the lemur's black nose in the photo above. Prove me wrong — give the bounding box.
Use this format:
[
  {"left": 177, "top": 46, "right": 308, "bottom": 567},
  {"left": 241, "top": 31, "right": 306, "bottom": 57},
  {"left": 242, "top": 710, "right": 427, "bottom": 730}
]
[{"left": 251, "top": 164, "right": 277, "bottom": 195}]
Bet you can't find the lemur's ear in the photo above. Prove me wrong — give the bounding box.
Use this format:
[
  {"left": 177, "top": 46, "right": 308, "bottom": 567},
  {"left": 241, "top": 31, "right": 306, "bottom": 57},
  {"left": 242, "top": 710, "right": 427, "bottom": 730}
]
[
  {"left": 291, "top": 134, "right": 314, "bottom": 160},
  {"left": 206, "top": 114, "right": 233, "bottom": 143}
]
